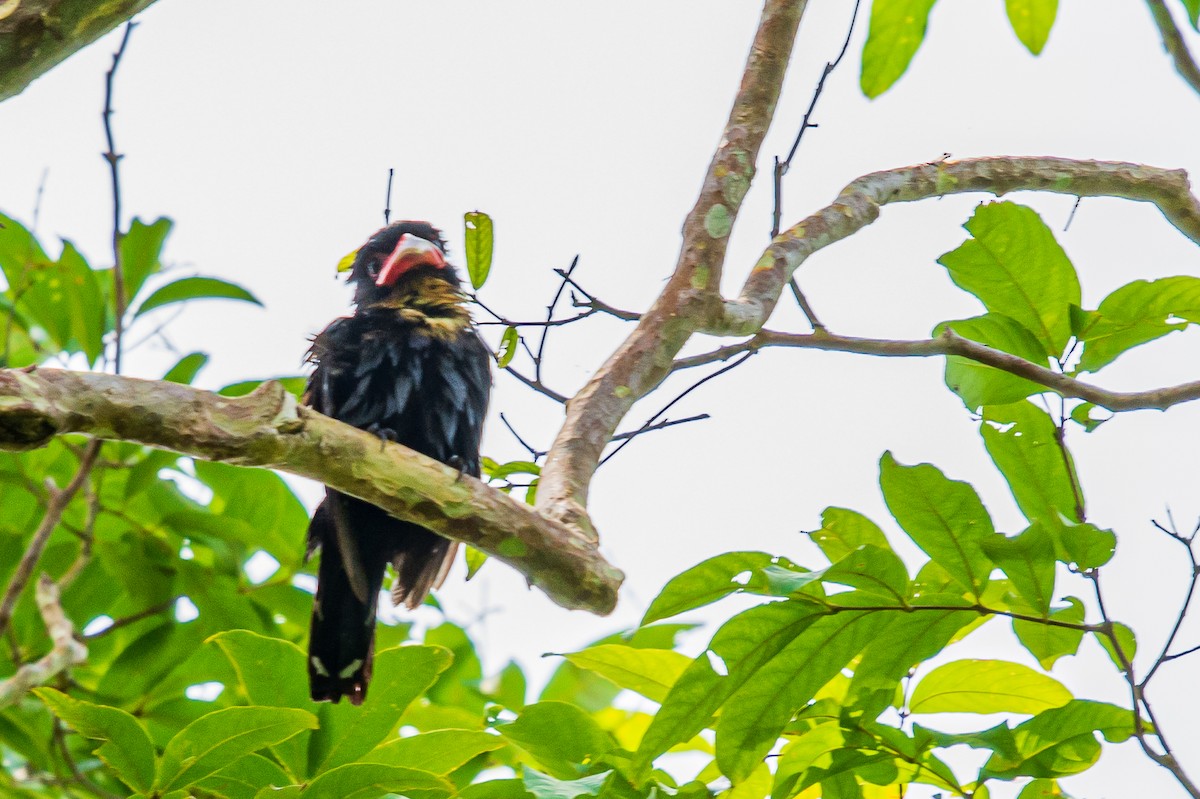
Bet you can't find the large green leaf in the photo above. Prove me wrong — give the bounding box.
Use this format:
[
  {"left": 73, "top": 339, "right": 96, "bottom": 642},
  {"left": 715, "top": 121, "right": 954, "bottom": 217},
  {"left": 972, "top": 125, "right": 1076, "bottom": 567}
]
[
  {"left": 981, "top": 700, "right": 1136, "bottom": 779},
  {"left": 937, "top": 313, "right": 1048, "bottom": 408},
  {"left": 1072, "top": 276, "right": 1200, "bottom": 372},
  {"left": 521, "top": 766, "right": 607, "bottom": 799},
  {"left": 810, "top": 507, "right": 891, "bottom": 562},
  {"left": 195, "top": 752, "right": 291, "bottom": 799},
  {"left": 120, "top": 217, "right": 173, "bottom": 303},
  {"left": 497, "top": 701, "right": 615, "bottom": 780},
  {"left": 1046, "top": 519, "right": 1115, "bottom": 570},
  {"left": 981, "top": 401, "right": 1081, "bottom": 525},
  {"left": 464, "top": 211, "right": 494, "bottom": 289},
  {"left": 909, "top": 660, "right": 1072, "bottom": 715},
  {"left": 879, "top": 453, "right": 995, "bottom": 598},
  {"left": 1006, "top": 0, "right": 1058, "bottom": 54},
  {"left": 981, "top": 523, "right": 1056, "bottom": 616},
  {"left": 1013, "top": 597, "right": 1086, "bottom": 669},
  {"left": 364, "top": 729, "right": 507, "bottom": 774},
  {"left": 133, "top": 276, "right": 262, "bottom": 318},
  {"left": 155, "top": 706, "right": 317, "bottom": 792},
  {"left": 641, "top": 551, "right": 776, "bottom": 624},
  {"left": 193, "top": 460, "right": 308, "bottom": 570},
  {"left": 860, "top": 0, "right": 938, "bottom": 98},
  {"left": 33, "top": 688, "right": 157, "bottom": 794},
  {"left": 301, "top": 763, "right": 453, "bottom": 799},
  {"left": 559, "top": 645, "right": 691, "bottom": 703},
  {"left": 938, "top": 202, "right": 1080, "bottom": 356}
]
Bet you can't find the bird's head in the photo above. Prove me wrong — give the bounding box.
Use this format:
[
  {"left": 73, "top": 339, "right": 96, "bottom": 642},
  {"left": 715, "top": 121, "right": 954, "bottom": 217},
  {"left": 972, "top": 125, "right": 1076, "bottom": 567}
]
[{"left": 341, "top": 221, "right": 462, "bottom": 306}]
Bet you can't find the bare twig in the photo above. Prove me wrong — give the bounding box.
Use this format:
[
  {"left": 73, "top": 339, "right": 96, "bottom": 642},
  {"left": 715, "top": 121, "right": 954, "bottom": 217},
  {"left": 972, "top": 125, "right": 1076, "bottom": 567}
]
[
  {"left": 102, "top": 22, "right": 135, "bottom": 376},
  {"left": 0, "top": 576, "right": 87, "bottom": 708},
  {"left": 383, "top": 167, "right": 395, "bottom": 225},
  {"left": 31, "top": 168, "right": 49, "bottom": 235},
  {"left": 611, "top": 414, "right": 710, "bottom": 442},
  {"left": 501, "top": 365, "right": 569, "bottom": 404},
  {"left": 0, "top": 442, "right": 101, "bottom": 638},
  {"left": 555, "top": 269, "right": 641, "bottom": 321},
  {"left": 1146, "top": 0, "right": 1200, "bottom": 97},
  {"left": 1143, "top": 517, "right": 1200, "bottom": 682},
  {"left": 84, "top": 597, "right": 177, "bottom": 639},
  {"left": 535, "top": 255, "right": 580, "bottom": 381},
  {"left": 499, "top": 412, "right": 545, "bottom": 461}
]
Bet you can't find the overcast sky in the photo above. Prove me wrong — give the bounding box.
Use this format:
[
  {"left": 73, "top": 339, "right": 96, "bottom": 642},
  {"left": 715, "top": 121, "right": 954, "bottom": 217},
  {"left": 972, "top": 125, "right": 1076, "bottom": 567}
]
[{"left": 3, "top": 2, "right": 1200, "bottom": 796}]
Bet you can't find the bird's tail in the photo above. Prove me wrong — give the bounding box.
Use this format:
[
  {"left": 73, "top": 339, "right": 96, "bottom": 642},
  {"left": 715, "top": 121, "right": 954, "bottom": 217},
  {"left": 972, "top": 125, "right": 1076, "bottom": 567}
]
[{"left": 307, "top": 501, "right": 386, "bottom": 705}]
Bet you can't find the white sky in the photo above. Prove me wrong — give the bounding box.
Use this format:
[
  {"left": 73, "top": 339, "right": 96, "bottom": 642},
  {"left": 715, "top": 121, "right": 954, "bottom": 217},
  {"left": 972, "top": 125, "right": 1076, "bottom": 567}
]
[{"left": 3, "top": 2, "right": 1200, "bottom": 797}]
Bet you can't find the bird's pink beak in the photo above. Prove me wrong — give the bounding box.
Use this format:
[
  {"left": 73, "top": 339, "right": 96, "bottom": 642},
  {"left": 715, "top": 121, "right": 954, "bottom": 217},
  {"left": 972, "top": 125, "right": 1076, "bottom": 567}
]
[{"left": 376, "top": 234, "right": 446, "bottom": 286}]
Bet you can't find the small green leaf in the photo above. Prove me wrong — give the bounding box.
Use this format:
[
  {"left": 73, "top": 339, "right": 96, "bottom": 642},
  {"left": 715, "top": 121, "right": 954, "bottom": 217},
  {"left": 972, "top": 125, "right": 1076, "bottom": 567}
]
[
  {"left": 497, "top": 325, "right": 519, "bottom": 367},
  {"left": 464, "top": 211, "right": 495, "bottom": 289},
  {"left": 1046, "top": 520, "right": 1115, "bottom": 569},
  {"left": 162, "top": 352, "right": 209, "bottom": 385},
  {"left": 559, "top": 645, "right": 691, "bottom": 703},
  {"left": 909, "top": 660, "right": 1072, "bottom": 715},
  {"left": 981, "top": 522, "right": 1056, "bottom": 615},
  {"left": 1006, "top": 0, "right": 1058, "bottom": 54},
  {"left": 195, "top": 753, "right": 290, "bottom": 799},
  {"left": 1013, "top": 597, "right": 1086, "bottom": 669},
  {"left": 981, "top": 401, "right": 1080, "bottom": 525},
  {"left": 34, "top": 688, "right": 157, "bottom": 793},
  {"left": 121, "top": 217, "right": 173, "bottom": 302},
  {"left": 134, "top": 276, "right": 262, "bottom": 319},
  {"left": 302, "top": 763, "right": 454, "bottom": 799},
  {"left": 1073, "top": 276, "right": 1200, "bottom": 372},
  {"left": 218, "top": 376, "right": 307, "bottom": 398},
  {"left": 860, "top": 0, "right": 938, "bottom": 98},
  {"left": 465, "top": 545, "right": 489, "bottom": 579},
  {"left": 641, "top": 551, "right": 776, "bottom": 624},
  {"left": 810, "top": 507, "right": 891, "bottom": 562},
  {"left": 522, "top": 766, "right": 607, "bottom": 799},
  {"left": 484, "top": 460, "right": 541, "bottom": 480},
  {"left": 497, "top": 701, "right": 614, "bottom": 780},
  {"left": 1184, "top": 0, "right": 1200, "bottom": 29},
  {"left": 1068, "top": 402, "right": 1108, "bottom": 432},
  {"left": 155, "top": 706, "right": 317, "bottom": 792},
  {"left": 1018, "top": 778, "right": 1068, "bottom": 798},
  {"left": 936, "top": 313, "right": 1047, "bottom": 408},
  {"left": 1095, "top": 623, "right": 1137, "bottom": 671},
  {"left": 879, "top": 453, "right": 995, "bottom": 598},
  {"left": 938, "top": 202, "right": 1080, "bottom": 356},
  {"left": 363, "top": 729, "right": 507, "bottom": 775}
]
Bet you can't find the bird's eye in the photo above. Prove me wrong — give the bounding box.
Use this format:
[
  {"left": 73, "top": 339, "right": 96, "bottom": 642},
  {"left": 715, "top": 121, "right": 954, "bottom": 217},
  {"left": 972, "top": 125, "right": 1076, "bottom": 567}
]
[{"left": 366, "top": 257, "right": 381, "bottom": 278}]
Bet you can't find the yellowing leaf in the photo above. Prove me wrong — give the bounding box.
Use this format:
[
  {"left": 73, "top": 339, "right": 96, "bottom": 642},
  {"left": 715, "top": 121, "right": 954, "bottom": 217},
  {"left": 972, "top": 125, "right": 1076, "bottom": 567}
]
[{"left": 910, "top": 659, "right": 1072, "bottom": 715}]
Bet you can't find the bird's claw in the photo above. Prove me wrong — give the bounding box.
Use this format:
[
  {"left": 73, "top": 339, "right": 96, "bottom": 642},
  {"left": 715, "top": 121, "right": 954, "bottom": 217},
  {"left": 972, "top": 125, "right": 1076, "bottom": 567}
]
[{"left": 448, "top": 455, "right": 467, "bottom": 482}]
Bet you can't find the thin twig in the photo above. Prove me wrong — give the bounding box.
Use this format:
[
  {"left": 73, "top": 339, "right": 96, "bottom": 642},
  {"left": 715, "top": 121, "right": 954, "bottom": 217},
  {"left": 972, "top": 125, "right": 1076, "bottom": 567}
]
[
  {"left": 535, "top": 255, "right": 580, "bottom": 381},
  {"left": 31, "top": 167, "right": 49, "bottom": 235},
  {"left": 383, "top": 167, "right": 395, "bottom": 225},
  {"left": 1145, "top": 0, "right": 1200, "bottom": 97},
  {"left": 84, "top": 597, "right": 177, "bottom": 639},
  {"left": 102, "top": 22, "right": 135, "bottom": 376},
  {"left": 554, "top": 269, "right": 641, "bottom": 321},
  {"left": 501, "top": 365, "right": 569, "bottom": 404},
  {"left": 1143, "top": 516, "right": 1200, "bottom": 682},
  {"left": 611, "top": 413, "right": 710, "bottom": 441},
  {"left": 499, "top": 412, "right": 545, "bottom": 461}
]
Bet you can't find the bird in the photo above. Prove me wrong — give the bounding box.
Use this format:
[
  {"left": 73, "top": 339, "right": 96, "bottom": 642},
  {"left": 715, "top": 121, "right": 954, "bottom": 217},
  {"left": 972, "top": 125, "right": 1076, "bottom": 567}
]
[{"left": 302, "top": 220, "right": 491, "bottom": 705}]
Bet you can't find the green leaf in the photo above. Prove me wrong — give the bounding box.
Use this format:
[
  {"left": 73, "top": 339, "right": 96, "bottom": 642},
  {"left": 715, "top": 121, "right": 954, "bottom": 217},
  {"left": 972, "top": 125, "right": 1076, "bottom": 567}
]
[
  {"left": 522, "top": 766, "right": 607, "bottom": 799},
  {"left": 495, "top": 660, "right": 528, "bottom": 708},
  {"left": 936, "top": 313, "right": 1048, "bottom": 408},
  {"left": 33, "top": 688, "right": 157, "bottom": 793},
  {"left": 559, "top": 645, "right": 691, "bottom": 703},
  {"left": 981, "top": 700, "right": 1136, "bottom": 779},
  {"left": 1018, "top": 778, "right": 1069, "bottom": 798},
  {"left": 1068, "top": 402, "right": 1108, "bottom": 433},
  {"left": 464, "top": 211, "right": 495, "bottom": 289},
  {"left": 1073, "top": 276, "right": 1200, "bottom": 372},
  {"left": 981, "top": 401, "right": 1080, "bottom": 525},
  {"left": 484, "top": 459, "right": 541, "bottom": 480},
  {"left": 364, "top": 729, "right": 507, "bottom": 774},
  {"left": 497, "top": 325, "right": 519, "bottom": 368},
  {"left": 1006, "top": 0, "right": 1058, "bottom": 54},
  {"left": 810, "top": 507, "right": 890, "bottom": 562},
  {"left": 121, "top": 217, "right": 173, "bottom": 302},
  {"left": 8, "top": 239, "right": 106, "bottom": 365},
  {"left": 218, "top": 376, "right": 308, "bottom": 398},
  {"left": 1185, "top": 0, "right": 1200, "bottom": 29},
  {"left": 310, "top": 645, "right": 454, "bottom": 774},
  {"left": 497, "top": 701, "right": 614, "bottom": 780},
  {"left": 195, "top": 752, "right": 290, "bottom": 799},
  {"left": 1047, "top": 520, "right": 1115, "bottom": 569},
  {"left": 860, "top": 0, "right": 938, "bottom": 98},
  {"left": 155, "top": 706, "right": 317, "bottom": 792},
  {"left": 879, "top": 453, "right": 995, "bottom": 598},
  {"left": 301, "top": 763, "right": 454, "bottom": 799},
  {"left": 981, "top": 523, "right": 1056, "bottom": 615},
  {"left": 909, "top": 660, "right": 1072, "bottom": 715},
  {"left": 465, "top": 545, "right": 489, "bottom": 579},
  {"left": 938, "top": 202, "right": 1080, "bottom": 356},
  {"left": 1013, "top": 597, "right": 1086, "bottom": 669},
  {"left": 641, "top": 551, "right": 776, "bottom": 624},
  {"left": 134, "top": 276, "right": 262, "bottom": 319},
  {"left": 1095, "top": 623, "right": 1137, "bottom": 671},
  {"left": 162, "top": 351, "right": 209, "bottom": 385},
  {"left": 820, "top": 545, "right": 910, "bottom": 602}
]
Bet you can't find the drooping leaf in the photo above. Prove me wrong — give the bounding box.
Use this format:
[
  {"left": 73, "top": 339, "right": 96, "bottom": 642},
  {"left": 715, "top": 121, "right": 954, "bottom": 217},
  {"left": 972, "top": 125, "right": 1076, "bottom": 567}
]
[
  {"left": 162, "top": 351, "right": 209, "bottom": 385},
  {"left": 1046, "top": 520, "right": 1115, "bottom": 570},
  {"left": 1006, "top": 0, "right": 1058, "bottom": 54},
  {"left": 938, "top": 202, "right": 1080, "bottom": 356},
  {"left": 465, "top": 545, "right": 489, "bottom": 579},
  {"left": 364, "top": 729, "right": 507, "bottom": 775},
  {"left": 981, "top": 400, "right": 1080, "bottom": 525},
  {"left": 981, "top": 700, "right": 1136, "bottom": 779},
  {"left": 909, "top": 660, "right": 1072, "bottom": 715},
  {"left": 134, "top": 276, "right": 262, "bottom": 319},
  {"left": 497, "top": 325, "right": 519, "bottom": 367},
  {"left": 879, "top": 453, "right": 995, "bottom": 598},
  {"left": 497, "top": 701, "right": 615, "bottom": 780},
  {"left": 121, "top": 217, "right": 173, "bottom": 302},
  {"left": 464, "top": 211, "right": 495, "bottom": 289},
  {"left": 1068, "top": 402, "right": 1108, "bottom": 433},
  {"left": 981, "top": 523, "right": 1056, "bottom": 616},
  {"left": 522, "top": 766, "right": 608, "bottom": 799},
  {"left": 936, "top": 313, "right": 1048, "bottom": 408},
  {"left": 860, "top": 0, "right": 938, "bottom": 98},
  {"left": 641, "top": 551, "right": 776, "bottom": 625},
  {"left": 1013, "top": 597, "right": 1086, "bottom": 669},
  {"left": 1072, "top": 276, "right": 1200, "bottom": 372},
  {"left": 559, "top": 645, "right": 691, "bottom": 703},
  {"left": 810, "top": 507, "right": 891, "bottom": 562},
  {"left": 1094, "top": 623, "right": 1137, "bottom": 672},
  {"left": 155, "top": 706, "right": 317, "bottom": 792},
  {"left": 33, "top": 688, "right": 157, "bottom": 794}
]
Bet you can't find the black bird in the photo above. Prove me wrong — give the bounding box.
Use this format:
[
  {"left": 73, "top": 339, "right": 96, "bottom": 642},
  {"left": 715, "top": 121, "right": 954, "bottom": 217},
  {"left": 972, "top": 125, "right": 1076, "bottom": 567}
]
[{"left": 303, "top": 221, "right": 490, "bottom": 704}]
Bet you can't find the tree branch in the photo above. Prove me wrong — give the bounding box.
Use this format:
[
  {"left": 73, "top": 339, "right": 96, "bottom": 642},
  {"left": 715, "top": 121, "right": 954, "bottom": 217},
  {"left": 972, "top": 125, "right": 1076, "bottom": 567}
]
[
  {"left": 537, "top": 0, "right": 808, "bottom": 534},
  {"left": 0, "top": 576, "right": 87, "bottom": 708},
  {"left": 0, "top": 367, "right": 623, "bottom": 614},
  {"left": 1145, "top": 0, "right": 1200, "bottom": 97},
  {"left": 0, "top": 0, "right": 159, "bottom": 103}
]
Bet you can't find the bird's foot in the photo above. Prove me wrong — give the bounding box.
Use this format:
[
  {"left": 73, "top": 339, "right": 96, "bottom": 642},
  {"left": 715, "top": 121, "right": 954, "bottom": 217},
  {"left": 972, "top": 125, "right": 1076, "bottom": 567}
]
[
  {"left": 367, "top": 424, "right": 399, "bottom": 451},
  {"left": 447, "top": 455, "right": 467, "bottom": 482}
]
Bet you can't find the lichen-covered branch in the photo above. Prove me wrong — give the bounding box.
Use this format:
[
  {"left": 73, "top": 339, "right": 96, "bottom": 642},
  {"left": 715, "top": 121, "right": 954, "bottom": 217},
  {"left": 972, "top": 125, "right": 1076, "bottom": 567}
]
[
  {"left": 1145, "top": 0, "right": 1200, "bottom": 98},
  {"left": 675, "top": 328, "right": 1200, "bottom": 412},
  {"left": 715, "top": 157, "right": 1200, "bottom": 336},
  {"left": 536, "top": 0, "right": 808, "bottom": 533},
  {"left": 0, "top": 576, "right": 86, "bottom": 708},
  {"left": 0, "top": 367, "right": 623, "bottom": 614},
  {"left": 0, "top": 0, "right": 159, "bottom": 103}
]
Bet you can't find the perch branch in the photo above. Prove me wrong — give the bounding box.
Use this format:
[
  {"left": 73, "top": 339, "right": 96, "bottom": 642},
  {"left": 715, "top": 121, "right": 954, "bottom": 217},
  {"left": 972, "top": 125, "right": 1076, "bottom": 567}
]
[
  {"left": 1145, "top": 0, "right": 1200, "bottom": 97},
  {"left": 0, "top": 367, "right": 623, "bottom": 614}
]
